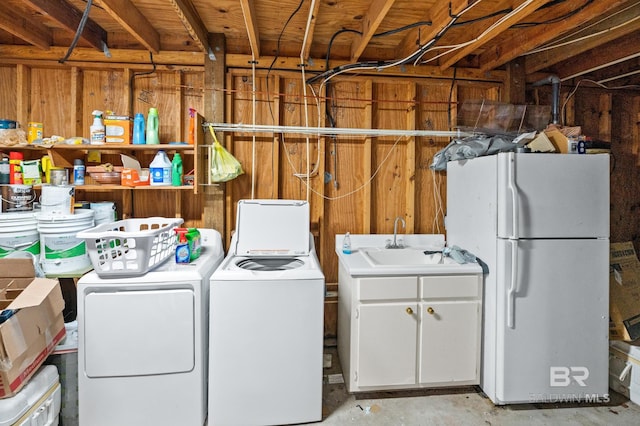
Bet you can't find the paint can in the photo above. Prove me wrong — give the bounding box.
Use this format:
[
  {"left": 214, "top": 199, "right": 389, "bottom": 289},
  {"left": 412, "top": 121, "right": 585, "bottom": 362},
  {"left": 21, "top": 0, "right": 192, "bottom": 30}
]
[
  {"left": 49, "top": 168, "right": 69, "bottom": 186},
  {"left": 0, "top": 211, "right": 39, "bottom": 258},
  {"left": 89, "top": 201, "right": 116, "bottom": 225},
  {"left": 40, "top": 184, "right": 75, "bottom": 215},
  {"left": 1, "top": 184, "right": 35, "bottom": 213},
  {"left": 37, "top": 209, "right": 95, "bottom": 274}
]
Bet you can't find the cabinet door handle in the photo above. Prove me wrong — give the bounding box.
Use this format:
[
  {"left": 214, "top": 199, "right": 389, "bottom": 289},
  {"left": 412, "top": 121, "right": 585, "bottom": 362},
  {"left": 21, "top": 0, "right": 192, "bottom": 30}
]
[
  {"left": 427, "top": 307, "right": 435, "bottom": 315},
  {"left": 405, "top": 307, "right": 413, "bottom": 315}
]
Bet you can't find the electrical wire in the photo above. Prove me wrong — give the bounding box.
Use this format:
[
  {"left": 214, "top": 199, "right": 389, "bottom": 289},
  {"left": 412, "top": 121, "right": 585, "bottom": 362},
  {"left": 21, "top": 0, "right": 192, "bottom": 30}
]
[
  {"left": 512, "top": 0, "right": 593, "bottom": 28},
  {"left": 561, "top": 79, "right": 640, "bottom": 125},
  {"left": 129, "top": 52, "right": 157, "bottom": 113},
  {"left": 283, "top": 135, "right": 407, "bottom": 201},
  {"left": 59, "top": 0, "right": 94, "bottom": 64},
  {"left": 525, "top": 4, "right": 640, "bottom": 56}
]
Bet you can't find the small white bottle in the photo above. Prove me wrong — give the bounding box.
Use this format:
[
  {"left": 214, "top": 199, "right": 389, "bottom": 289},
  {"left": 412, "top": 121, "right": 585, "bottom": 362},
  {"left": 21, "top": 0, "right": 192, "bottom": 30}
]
[
  {"left": 90, "top": 110, "right": 105, "bottom": 144},
  {"left": 342, "top": 232, "right": 352, "bottom": 254}
]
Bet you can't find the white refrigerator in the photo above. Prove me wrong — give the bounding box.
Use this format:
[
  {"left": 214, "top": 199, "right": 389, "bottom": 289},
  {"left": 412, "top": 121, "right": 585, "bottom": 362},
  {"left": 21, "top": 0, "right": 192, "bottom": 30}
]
[{"left": 446, "top": 152, "right": 609, "bottom": 405}]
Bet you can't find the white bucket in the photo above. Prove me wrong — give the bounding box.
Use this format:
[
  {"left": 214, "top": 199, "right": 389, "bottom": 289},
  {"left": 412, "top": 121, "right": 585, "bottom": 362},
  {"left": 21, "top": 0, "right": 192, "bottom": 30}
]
[
  {"left": 40, "top": 184, "right": 75, "bottom": 215},
  {"left": 37, "top": 209, "right": 95, "bottom": 274},
  {"left": 90, "top": 202, "right": 116, "bottom": 225},
  {"left": 0, "top": 211, "right": 39, "bottom": 258}
]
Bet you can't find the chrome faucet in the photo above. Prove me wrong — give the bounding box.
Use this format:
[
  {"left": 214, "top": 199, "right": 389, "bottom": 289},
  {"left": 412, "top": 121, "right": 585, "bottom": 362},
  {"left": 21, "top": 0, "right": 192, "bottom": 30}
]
[{"left": 386, "top": 216, "right": 406, "bottom": 249}]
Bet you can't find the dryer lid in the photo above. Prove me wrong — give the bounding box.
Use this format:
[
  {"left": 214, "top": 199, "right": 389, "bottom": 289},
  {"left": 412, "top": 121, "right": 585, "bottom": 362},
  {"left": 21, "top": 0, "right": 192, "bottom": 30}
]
[{"left": 233, "top": 199, "right": 310, "bottom": 256}]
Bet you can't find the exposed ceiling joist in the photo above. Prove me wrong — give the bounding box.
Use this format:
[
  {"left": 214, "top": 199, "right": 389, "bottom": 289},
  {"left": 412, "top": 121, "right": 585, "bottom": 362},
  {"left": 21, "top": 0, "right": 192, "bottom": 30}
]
[
  {"left": 239, "top": 0, "right": 260, "bottom": 58},
  {"left": 398, "top": 0, "right": 472, "bottom": 58},
  {"left": 0, "top": 8, "right": 51, "bottom": 50},
  {"left": 96, "top": 0, "right": 160, "bottom": 53},
  {"left": 22, "top": 0, "right": 107, "bottom": 52},
  {"left": 168, "top": 0, "right": 211, "bottom": 54},
  {"left": 478, "top": 0, "right": 630, "bottom": 72},
  {"left": 525, "top": 2, "right": 640, "bottom": 74},
  {"left": 300, "top": 0, "right": 321, "bottom": 62},
  {"left": 438, "top": 0, "right": 553, "bottom": 71},
  {"left": 557, "top": 30, "right": 640, "bottom": 81},
  {"left": 350, "top": 0, "right": 397, "bottom": 62}
]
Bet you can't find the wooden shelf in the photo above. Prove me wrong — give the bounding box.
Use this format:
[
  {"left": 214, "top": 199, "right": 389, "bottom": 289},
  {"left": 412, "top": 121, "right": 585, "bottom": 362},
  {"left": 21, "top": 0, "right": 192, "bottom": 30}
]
[{"left": 72, "top": 184, "right": 195, "bottom": 191}]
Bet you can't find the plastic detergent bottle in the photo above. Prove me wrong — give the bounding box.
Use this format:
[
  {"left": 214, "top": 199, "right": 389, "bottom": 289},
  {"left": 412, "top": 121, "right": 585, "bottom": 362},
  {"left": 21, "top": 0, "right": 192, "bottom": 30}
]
[
  {"left": 171, "top": 153, "right": 183, "bottom": 186},
  {"left": 174, "top": 228, "right": 190, "bottom": 263},
  {"left": 132, "top": 113, "right": 145, "bottom": 144},
  {"left": 342, "top": 232, "right": 352, "bottom": 254},
  {"left": 9, "top": 151, "right": 23, "bottom": 184},
  {"left": 146, "top": 108, "right": 160, "bottom": 145},
  {"left": 90, "top": 110, "right": 105, "bottom": 144},
  {"left": 149, "top": 150, "right": 171, "bottom": 185}
]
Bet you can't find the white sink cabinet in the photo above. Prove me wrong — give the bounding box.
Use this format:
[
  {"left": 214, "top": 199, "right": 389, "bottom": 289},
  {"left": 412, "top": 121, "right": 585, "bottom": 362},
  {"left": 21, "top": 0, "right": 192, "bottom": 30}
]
[{"left": 338, "top": 262, "right": 482, "bottom": 392}]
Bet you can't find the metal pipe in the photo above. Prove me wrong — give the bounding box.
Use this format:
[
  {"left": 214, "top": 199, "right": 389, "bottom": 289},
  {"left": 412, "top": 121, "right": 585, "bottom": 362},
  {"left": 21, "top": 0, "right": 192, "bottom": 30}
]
[{"left": 532, "top": 74, "right": 561, "bottom": 125}]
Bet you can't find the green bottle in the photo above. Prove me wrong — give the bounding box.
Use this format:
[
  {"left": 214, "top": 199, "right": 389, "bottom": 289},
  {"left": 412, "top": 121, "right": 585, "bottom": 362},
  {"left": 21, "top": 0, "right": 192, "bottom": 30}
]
[{"left": 171, "top": 153, "right": 183, "bottom": 186}]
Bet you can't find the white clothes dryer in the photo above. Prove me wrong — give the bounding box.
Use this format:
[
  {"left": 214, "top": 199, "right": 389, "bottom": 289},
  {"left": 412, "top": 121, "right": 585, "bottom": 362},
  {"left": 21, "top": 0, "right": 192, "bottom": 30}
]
[
  {"left": 209, "top": 199, "right": 325, "bottom": 426},
  {"left": 77, "top": 228, "right": 224, "bottom": 426}
]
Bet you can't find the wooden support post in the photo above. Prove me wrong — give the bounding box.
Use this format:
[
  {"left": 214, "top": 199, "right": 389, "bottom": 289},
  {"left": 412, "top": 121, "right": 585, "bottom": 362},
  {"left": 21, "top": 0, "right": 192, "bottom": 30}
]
[
  {"left": 70, "top": 67, "right": 83, "bottom": 135},
  {"left": 405, "top": 82, "right": 416, "bottom": 233},
  {"left": 505, "top": 58, "right": 526, "bottom": 105},
  {"left": 16, "top": 64, "right": 30, "bottom": 125},
  {"left": 363, "top": 80, "right": 373, "bottom": 233},
  {"left": 203, "top": 33, "right": 226, "bottom": 240}
]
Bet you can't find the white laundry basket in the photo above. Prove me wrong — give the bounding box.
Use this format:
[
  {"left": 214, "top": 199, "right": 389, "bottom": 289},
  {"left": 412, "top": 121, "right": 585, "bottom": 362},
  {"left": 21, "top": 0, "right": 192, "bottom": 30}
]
[{"left": 77, "top": 217, "right": 183, "bottom": 277}]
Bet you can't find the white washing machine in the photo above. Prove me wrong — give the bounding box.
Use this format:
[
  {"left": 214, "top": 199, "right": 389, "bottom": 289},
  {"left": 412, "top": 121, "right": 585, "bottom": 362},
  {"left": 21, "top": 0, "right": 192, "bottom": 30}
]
[
  {"left": 209, "top": 199, "right": 325, "bottom": 426},
  {"left": 77, "top": 228, "right": 224, "bottom": 426}
]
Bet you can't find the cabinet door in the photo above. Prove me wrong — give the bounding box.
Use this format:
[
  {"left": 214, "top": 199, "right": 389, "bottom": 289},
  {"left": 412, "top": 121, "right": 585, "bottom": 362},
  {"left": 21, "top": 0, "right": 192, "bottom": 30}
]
[
  {"left": 419, "top": 301, "right": 480, "bottom": 384},
  {"left": 356, "top": 303, "right": 418, "bottom": 387}
]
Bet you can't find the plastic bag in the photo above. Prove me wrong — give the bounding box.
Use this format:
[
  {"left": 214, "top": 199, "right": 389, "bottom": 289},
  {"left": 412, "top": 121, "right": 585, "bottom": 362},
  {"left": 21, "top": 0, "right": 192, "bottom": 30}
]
[{"left": 209, "top": 125, "right": 244, "bottom": 182}]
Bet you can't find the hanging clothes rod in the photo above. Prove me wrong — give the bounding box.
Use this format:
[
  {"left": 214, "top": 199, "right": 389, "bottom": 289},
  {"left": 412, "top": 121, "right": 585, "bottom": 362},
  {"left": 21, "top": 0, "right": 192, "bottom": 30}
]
[{"left": 203, "top": 122, "right": 470, "bottom": 138}]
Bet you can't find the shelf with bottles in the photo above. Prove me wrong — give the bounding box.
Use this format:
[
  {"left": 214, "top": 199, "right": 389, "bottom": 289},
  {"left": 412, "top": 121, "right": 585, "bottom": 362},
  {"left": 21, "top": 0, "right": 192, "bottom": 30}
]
[{"left": 1, "top": 144, "right": 198, "bottom": 192}]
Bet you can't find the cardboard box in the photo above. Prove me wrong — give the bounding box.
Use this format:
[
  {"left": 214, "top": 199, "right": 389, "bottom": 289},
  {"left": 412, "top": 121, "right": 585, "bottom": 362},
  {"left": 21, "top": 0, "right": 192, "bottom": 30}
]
[
  {"left": 610, "top": 242, "right": 640, "bottom": 341},
  {"left": 121, "top": 168, "right": 150, "bottom": 187},
  {"left": 104, "top": 115, "right": 132, "bottom": 144},
  {"left": 0, "top": 258, "right": 65, "bottom": 398},
  {"left": 609, "top": 340, "right": 640, "bottom": 405}
]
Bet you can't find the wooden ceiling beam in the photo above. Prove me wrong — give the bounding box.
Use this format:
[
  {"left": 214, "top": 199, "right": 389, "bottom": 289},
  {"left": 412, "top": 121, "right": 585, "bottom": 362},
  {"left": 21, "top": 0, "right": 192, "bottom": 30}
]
[
  {"left": 439, "top": 0, "right": 553, "bottom": 71},
  {"left": 168, "top": 0, "right": 211, "bottom": 54},
  {"left": 350, "top": 0, "right": 397, "bottom": 62},
  {"left": 554, "top": 30, "right": 640, "bottom": 81},
  {"left": 300, "top": 0, "right": 321, "bottom": 62},
  {"left": 478, "top": 0, "right": 629, "bottom": 72},
  {"left": 525, "top": 2, "right": 640, "bottom": 74},
  {"left": 0, "top": 8, "right": 52, "bottom": 50},
  {"left": 22, "top": 0, "right": 107, "bottom": 52},
  {"left": 239, "top": 0, "right": 260, "bottom": 58},
  {"left": 96, "top": 0, "right": 161, "bottom": 53},
  {"left": 398, "top": 0, "right": 472, "bottom": 58}
]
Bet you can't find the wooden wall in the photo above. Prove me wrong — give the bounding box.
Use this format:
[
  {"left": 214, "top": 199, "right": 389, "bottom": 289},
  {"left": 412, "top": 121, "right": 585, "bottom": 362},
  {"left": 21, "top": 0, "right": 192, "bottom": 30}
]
[
  {"left": 0, "top": 63, "right": 206, "bottom": 227},
  {"left": 224, "top": 70, "right": 503, "bottom": 282},
  {"left": 4, "top": 61, "right": 640, "bottom": 284},
  {"left": 534, "top": 85, "right": 640, "bottom": 252}
]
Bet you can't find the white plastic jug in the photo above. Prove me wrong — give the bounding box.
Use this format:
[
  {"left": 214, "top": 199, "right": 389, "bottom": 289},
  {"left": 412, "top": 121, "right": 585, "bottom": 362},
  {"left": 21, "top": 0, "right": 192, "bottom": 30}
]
[{"left": 149, "top": 150, "right": 171, "bottom": 186}]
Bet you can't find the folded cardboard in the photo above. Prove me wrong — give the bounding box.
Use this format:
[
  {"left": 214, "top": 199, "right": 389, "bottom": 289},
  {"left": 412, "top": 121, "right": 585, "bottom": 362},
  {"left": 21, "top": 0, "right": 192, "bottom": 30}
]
[
  {"left": 120, "top": 154, "right": 150, "bottom": 186},
  {"left": 0, "top": 258, "right": 65, "bottom": 398},
  {"left": 609, "top": 242, "right": 640, "bottom": 341}
]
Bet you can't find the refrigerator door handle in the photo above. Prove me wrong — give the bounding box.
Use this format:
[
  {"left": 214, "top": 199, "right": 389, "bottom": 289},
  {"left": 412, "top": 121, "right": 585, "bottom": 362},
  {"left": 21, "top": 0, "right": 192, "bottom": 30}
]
[
  {"left": 507, "top": 152, "right": 519, "bottom": 239},
  {"left": 507, "top": 239, "right": 518, "bottom": 329}
]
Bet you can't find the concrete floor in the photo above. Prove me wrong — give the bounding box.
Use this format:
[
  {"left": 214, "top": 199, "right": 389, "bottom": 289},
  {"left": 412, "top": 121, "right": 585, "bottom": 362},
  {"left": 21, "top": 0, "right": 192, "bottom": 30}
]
[{"left": 317, "top": 345, "right": 640, "bottom": 425}]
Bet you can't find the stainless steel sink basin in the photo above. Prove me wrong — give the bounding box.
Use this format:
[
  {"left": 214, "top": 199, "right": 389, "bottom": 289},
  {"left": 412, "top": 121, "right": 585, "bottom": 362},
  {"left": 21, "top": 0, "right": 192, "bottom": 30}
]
[{"left": 361, "top": 248, "right": 445, "bottom": 266}]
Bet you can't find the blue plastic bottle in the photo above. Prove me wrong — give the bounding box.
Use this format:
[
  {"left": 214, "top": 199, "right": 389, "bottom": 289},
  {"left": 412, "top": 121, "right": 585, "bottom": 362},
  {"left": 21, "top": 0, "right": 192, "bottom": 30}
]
[{"left": 132, "top": 113, "right": 145, "bottom": 144}]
